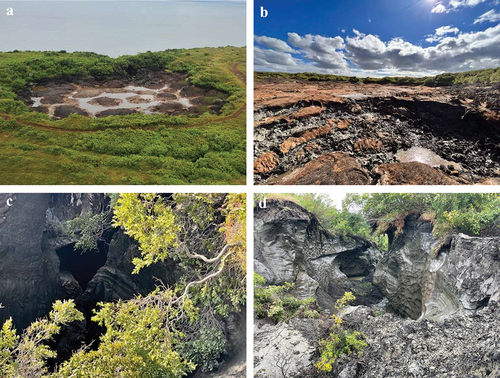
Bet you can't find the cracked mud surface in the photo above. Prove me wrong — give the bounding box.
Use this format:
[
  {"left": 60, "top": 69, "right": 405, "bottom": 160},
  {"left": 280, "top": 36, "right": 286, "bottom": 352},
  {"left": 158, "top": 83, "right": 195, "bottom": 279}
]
[{"left": 254, "top": 79, "right": 500, "bottom": 185}]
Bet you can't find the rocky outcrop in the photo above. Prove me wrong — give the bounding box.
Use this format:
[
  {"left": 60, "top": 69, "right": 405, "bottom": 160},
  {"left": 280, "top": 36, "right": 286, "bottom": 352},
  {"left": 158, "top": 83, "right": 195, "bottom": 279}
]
[
  {"left": 266, "top": 152, "right": 371, "bottom": 186},
  {"left": 0, "top": 193, "right": 178, "bottom": 331},
  {"left": 54, "top": 105, "right": 89, "bottom": 118},
  {"left": 254, "top": 318, "right": 321, "bottom": 378},
  {"left": 96, "top": 108, "right": 138, "bottom": 117},
  {"left": 0, "top": 194, "right": 59, "bottom": 330},
  {"left": 328, "top": 304, "right": 500, "bottom": 378},
  {"left": 373, "top": 215, "right": 500, "bottom": 321},
  {"left": 254, "top": 79, "right": 500, "bottom": 185},
  {"left": 255, "top": 202, "right": 500, "bottom": 377},
  {"left": 374, "top": 162, "right": 465, "bottom": 185},
  {"left": 255, "top": 199, "right": 383, "bottom": 310}
]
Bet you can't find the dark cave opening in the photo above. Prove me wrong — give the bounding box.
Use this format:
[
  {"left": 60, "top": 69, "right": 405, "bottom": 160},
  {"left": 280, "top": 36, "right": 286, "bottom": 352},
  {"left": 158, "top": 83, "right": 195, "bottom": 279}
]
[
  {"left": 336, "top": 250, "right": 371, "bottom": 279},
  {"left": 56, "top": 237, "right": 109, "bottom": 290}
]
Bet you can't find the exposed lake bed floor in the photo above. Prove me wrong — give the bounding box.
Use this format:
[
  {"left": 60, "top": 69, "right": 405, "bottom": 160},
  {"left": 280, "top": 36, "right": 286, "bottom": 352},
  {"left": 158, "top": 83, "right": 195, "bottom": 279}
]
[
  {"left": 254, "top": 79, "right": 500, "bottom": 185},
  {"left": 22, "top": 70, "right": 229, "bottom": 119}
]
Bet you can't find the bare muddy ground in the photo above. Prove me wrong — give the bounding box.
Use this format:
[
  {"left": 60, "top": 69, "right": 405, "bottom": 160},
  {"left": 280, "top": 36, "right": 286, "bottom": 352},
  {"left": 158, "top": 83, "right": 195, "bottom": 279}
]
[
  {"left": 254, "top": 78, "right": 500, "bottom": 185},
  {"left": 22, "top": 70, "right": 228, "bottom": 119}
]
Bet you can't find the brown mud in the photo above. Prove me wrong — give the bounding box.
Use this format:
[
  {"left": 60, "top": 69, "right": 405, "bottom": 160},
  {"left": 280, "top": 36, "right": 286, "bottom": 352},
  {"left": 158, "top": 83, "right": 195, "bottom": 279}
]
[{"left": 254, "top": 78, "right": 500, "bottom": 185}]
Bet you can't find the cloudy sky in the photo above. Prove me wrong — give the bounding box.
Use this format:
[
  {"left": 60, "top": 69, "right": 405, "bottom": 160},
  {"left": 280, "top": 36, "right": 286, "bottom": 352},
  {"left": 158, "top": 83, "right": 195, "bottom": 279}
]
[{"left": 254, "top": 0, "right": 500, "bottom": 76}]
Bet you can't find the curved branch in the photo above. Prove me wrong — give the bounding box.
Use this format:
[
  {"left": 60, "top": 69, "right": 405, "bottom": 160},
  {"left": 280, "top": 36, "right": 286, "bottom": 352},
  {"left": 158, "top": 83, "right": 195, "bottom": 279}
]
[
  {"left": 174, "top": 243, "right": 241, "bottom": 304},
  {"left": 184, "top": 242, "right": 242, "bottom": 264}
]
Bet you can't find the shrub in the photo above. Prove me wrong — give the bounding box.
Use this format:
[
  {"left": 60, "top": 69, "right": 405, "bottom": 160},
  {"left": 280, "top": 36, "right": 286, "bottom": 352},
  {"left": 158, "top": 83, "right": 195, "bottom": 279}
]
[
  {"left": 254, "top": 273, "right": 319, "bottom": 322},
  {"left": 316, "top": 328, "right": 367, "bottom": 372},
  {"left": 181, "top": 326, "right": 227, "bottom": 372},
  {"left": 316, "top": 292, "right": 368, "bottom": 373}
]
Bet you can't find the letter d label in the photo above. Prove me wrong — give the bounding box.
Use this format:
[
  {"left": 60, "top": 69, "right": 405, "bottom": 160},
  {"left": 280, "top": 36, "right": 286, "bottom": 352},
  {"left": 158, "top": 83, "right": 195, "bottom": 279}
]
[{"left": 259, "top": 197, "right": 267, "bottom": 209}]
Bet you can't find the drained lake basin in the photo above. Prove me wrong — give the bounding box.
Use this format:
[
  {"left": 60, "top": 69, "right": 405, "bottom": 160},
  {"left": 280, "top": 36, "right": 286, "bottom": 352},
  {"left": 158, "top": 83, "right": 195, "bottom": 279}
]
[{"left": 26, "top": 71, "right": 228, "bottom": 119}]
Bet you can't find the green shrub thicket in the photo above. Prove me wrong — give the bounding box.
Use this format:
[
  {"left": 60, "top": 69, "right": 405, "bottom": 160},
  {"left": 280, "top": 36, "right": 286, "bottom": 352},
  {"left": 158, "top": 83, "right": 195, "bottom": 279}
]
[
  {"left": 348, "top": 193, "right": 500, "bottom": 238},
  {"left": 0, "top": 47, "right": 246, "bottom": 185},
  {"left": 254, "top": 273, "right": 319, "bottom": 322},
  {"left": 316, "top": 292, "right": 368, "bottom": 373},
  {"left": 255, "top": 66, "right": 500, "bottom": 87}
]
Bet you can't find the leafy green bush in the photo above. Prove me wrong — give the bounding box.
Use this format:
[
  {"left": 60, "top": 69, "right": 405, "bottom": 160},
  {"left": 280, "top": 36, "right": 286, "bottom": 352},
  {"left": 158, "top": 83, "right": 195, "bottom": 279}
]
[
  {"left": 0, "top": 300, "right": 84, "bottom": 377},
  {"left": 316, "top": 328, "right": 367, "bottom": 372},
  {"left": 64, "top": 211, "right": 111, "bottom": 252},
  {"left": 350, "top": 193, "right": 500, "bottom": 238},
  {"left": 0, "top": 99, "right": 29, "bottom": 115},
  {"left": 182, "top": 326, "right": 227, "bottom": 372},
  {"left": 254, "top": 273, "right": 319, "bottom": 322},
  {"left": 316, "top": 292, "right": 367, "bottom": 372}
]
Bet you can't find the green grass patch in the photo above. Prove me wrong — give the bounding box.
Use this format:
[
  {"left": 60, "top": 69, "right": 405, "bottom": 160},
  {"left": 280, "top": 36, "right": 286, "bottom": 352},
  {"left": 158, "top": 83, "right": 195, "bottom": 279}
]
[{"left": 0, "top": 47, "right": 246, "bottom": 184}]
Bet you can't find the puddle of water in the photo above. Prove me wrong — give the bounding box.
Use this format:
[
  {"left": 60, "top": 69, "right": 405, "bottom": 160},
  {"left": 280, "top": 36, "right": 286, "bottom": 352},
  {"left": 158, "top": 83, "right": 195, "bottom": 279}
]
[
  {"left": 124, "top": 85, "right": 168, "bottom": 93},
  {"left": 31, "top": 84, "right": 192, "bottom": 118},
  {"left": 32, "top": 97, "right": 42, "bottom": 107},
  {"left": 70, "top": 92, "right": 162, "bottom": 116},
  {"left": 178, "top": 98, "right": 192, "bottom": 107},
  {"left": 338, "top": 93, "right": 372, "bottom": 99},
  {"left": 396, "top": 146, "right": 462, "bottom": 171}
]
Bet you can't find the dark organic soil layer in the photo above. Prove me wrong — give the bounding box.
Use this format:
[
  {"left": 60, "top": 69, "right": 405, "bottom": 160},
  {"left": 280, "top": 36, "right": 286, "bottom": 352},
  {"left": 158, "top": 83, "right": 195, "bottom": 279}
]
[{"left": 254, "top": 79, "right": 500, "bottom": 185}]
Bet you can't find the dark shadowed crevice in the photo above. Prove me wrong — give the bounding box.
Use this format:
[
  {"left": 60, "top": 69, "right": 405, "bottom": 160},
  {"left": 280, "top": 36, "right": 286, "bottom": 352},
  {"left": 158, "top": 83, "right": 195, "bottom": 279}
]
[
  {"left": 475, "top": 296, "right": 491, "bottom": 310},
  {"left": 336, "top": 248, "right": 371, "bottom": 279},
  {"left": 56, "top": 232, "right": 111, "bottom": 290}
]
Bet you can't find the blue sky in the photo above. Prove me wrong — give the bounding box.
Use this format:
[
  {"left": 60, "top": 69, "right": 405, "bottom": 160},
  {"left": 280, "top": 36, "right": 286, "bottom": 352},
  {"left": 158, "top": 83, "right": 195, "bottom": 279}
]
[{"left": 255, "top": 0, "right": 500, "bottom": 76}]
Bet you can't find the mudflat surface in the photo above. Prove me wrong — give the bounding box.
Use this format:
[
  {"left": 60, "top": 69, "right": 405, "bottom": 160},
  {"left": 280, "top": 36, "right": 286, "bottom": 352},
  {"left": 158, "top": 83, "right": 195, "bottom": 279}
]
[
  {"left": 25, "top": 71, "right": 228, "bottom": 119},
  {"left": 254, "top": 78, "right": 500, "bottom": 185}
]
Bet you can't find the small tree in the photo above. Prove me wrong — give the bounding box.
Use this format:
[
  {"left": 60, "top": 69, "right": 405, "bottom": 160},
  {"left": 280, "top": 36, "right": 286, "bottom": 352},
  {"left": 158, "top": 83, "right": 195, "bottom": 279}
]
[
  {"left": 316, "top": 292, "right": 367, "bottom": 373},
  {"left": 0, "top": 300, "right": 83, "bottom": 378}
]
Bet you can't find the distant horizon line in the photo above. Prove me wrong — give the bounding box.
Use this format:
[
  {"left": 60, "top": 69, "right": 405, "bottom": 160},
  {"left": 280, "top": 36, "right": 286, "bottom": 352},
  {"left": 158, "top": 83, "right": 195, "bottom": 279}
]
[
  {"left": 254, "top": 66, "right": 500, "bottom": 79},
  {"left": 0, "top": 46, "right": 247, "bottom": 59}
]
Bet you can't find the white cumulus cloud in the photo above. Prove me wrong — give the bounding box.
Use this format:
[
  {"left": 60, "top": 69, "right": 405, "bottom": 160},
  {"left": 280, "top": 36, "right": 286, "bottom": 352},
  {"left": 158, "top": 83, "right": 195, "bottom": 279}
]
[
  {"left": 450, "top": 0, "right": 486, "bottom": 8},
  {"left": 426, "top": 25, "right": 460, "bottom": 42},
  {"left": 474, "top": 9, "right": 500, "bottom": 23},
  {"left": 254, "top": 46, "right": 299, "bottom": 71},
  {"left": 431, "top": 0, "right": 486, "bottom": 13},
  {"left": 255, "top": 24, "right": 500, "bottom": 76},
  {"left": 287, "top": 33, "right": 348, "bottom": 69},
  {"left": 254, "top": 35, "right": 297, "bottom": 53},
  {"left": 431, "top": 3, "right": 449, "bottom": 13}
]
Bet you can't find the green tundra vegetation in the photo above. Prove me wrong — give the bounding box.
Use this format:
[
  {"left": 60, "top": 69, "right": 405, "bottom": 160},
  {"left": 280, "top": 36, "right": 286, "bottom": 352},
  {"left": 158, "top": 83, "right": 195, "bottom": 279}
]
[
  {"left": 255, "top": 66, "right": 500, "bottom": 86},
  {"left": 0, "top": 47, "right": 246, "bottom": 184},
  {"left": 0, "top": 193, "right": 247, "bottom": 377},
  {"left": 349, "top": 193, "right": 500, "bottom": 239}
]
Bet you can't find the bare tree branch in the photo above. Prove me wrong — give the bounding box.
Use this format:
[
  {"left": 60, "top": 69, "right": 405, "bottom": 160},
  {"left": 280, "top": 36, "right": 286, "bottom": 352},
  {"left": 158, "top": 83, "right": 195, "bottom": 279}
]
[
  {"left": 183, "top": 242, "right": 242, "bottom": 264},
  {"left": 173, "top": 242, "right": 242, "bottom": 304}
]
